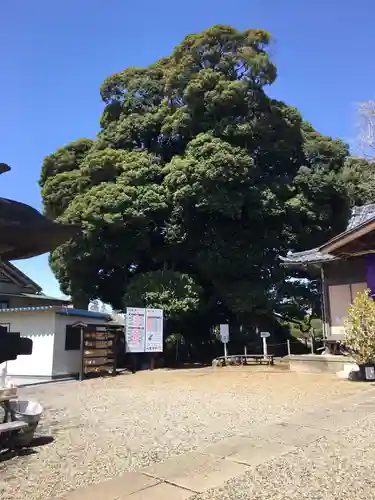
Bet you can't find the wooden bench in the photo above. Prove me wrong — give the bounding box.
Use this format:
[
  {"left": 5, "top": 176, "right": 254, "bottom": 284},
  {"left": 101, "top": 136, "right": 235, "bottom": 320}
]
[
  {"left": 0, "top": 421, "right": 28, "bottom": 435},
  {"left": 320, "top": 340, "right": 343, "bottom": 355},
  {"left": 244, "top": 354, "right": 274, "bottom": 365},
  {"left": 215, "top": 354, "right": 274, "bottom": 366}
]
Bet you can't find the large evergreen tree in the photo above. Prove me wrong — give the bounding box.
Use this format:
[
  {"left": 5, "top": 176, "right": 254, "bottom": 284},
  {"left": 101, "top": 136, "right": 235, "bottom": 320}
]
[{"left": 40, "top": 25, "right": 357, "bottom": 339}]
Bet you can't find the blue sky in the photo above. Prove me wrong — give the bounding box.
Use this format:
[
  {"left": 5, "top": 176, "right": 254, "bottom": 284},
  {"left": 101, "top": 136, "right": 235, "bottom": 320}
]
[{"left": 1, "top": 0, "right": 374, "bottom": 297}]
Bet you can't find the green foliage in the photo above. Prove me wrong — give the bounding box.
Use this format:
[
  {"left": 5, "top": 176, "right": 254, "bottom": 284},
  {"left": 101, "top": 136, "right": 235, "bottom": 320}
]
[
  {"left": 344, "top": 289, "right": 375, "bottom": 364},
  {"left": 40, "top": 24, "right": 367, "bottom": 339},
  {"left": 288, "top": 317, "right": 323, "bottom": 338},
  {"left": 340, "top": 157, "right": 375, "bottom": 206},
  {"left": 123, "top": 270, "right": 202, "bottom": 318},
  {"left": 40, "top": 138, "right": 94, "bottom": 188}
]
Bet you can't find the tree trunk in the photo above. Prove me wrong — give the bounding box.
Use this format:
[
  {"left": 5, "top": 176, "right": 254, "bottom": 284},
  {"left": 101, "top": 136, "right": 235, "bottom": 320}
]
[{"left": 72, "top": 293, "right": 89, "bottom": 310}]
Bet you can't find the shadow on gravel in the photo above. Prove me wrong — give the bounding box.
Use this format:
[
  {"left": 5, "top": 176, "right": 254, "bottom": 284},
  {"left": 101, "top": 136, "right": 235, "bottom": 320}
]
[
  {"left": 0, "top": 447, "right": 37, "bottom": 463},
  {"left": 0, "top": 435, "right": 54, "bottom": 463},
  {"left": 164, "top": 362, "right": 211, "bottom": 370},
  {"left": 29, "top": 435, "right": 54, "bottom": 447}
]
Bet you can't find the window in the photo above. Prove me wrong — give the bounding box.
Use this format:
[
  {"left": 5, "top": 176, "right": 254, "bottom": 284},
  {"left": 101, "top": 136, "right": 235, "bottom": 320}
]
[
  {"left": 0, "top": 301, "right": 9, "bottom": 310},
  {"left": 65, "top": 325, "right": 81, "bottom": 351}
]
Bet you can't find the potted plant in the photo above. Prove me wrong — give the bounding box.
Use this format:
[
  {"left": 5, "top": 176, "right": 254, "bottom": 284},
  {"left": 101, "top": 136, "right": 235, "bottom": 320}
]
[{"left": 344, "top": 289, "right": 375, "bottom": 381}]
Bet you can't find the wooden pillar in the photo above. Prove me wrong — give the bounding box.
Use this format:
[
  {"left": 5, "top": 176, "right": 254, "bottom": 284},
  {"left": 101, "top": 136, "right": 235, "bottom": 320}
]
[
  {"left": 149, "top": 353, "right": 155, "bottom": 371},
  {"left": 79, "top": 325, "right": 85, "bottom": 381},
  {"left": 131, "top": 354, "right": 137, "bottom": 374},
  {"left": 320, "top": 264, "right": 330, "bottom": 339}
]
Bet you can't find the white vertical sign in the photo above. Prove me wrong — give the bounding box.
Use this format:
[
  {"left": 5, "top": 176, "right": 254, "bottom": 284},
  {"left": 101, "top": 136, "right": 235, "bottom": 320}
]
[
  {"left": 219, "top": 324, "right": 229, "bottom": 343},
  {"left": 220, "top": 324, "right": 229, "bottom": 359},
  {"left": 145, "top": 308, "right": 163, "bottom": 352},
  {"left": 126, "top": 307, "right": 146, "bottom": 353},
  {"left": 260, "top": 332, "right": 270, "bottom": 359}
]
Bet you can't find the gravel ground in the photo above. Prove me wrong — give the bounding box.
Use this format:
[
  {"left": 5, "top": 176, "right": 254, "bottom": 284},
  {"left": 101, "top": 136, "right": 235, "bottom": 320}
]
[
  {"left": 191, "top": 414, "right": 375, "bottom": 500},
  {"left": 0, "top": 365, "right": 367, "bottom": 500}
]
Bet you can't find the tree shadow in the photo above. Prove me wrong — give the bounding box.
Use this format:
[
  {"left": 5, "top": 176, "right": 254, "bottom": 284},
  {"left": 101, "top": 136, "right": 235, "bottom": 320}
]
[
  {"left": 164, "top": 362, "right": 211, "bottom": 370},
  {"left": 29, "top": 435, "right": 54, "bottom": 448},
  {"left": 0, "top": 447, "right": 37, "bottom": 463},
  {"left": 0, "top": 435, "right": 54, "bottom": 463}
]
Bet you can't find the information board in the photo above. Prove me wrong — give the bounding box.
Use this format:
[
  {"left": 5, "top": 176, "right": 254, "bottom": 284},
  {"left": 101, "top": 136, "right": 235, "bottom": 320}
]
[
  {"left": 81, "top": 324, "right": 121, "bottom": 380},
  {"left": 220, "top": 324, "right": 229, "bottom": 343},
  {"left": 125, "top": 307, "right": 146, "bottom": 353},
  {"left": 145, "top": 308, "right": 163, "bottom": 352}
]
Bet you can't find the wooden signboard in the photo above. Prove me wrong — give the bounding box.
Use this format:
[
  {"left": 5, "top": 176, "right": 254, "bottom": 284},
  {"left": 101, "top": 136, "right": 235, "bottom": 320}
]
[{"left": 80, "top": 324, "right": 123, "bottom": 380}]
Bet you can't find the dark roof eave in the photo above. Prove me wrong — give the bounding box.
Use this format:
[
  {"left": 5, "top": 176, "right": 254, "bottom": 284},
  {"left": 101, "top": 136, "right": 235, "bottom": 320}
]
[
  {"left": 279, "top": 259, "right": 330, "bottom": 267},
  {"left": 320, "top": 216, "right": 375, "bottom": 254},
  {"left": 279, "top": 203, "right": 375, "bottom": 266},
  {"left": 0, "top": 306, "right": 110, "bottom": 320},
  {"left": 2, "top": 292, "right": 71, "bottom": 303},
  {"left": 279, "top": 253, "right": 337, "bottom": 267},
  {"left": 0, "top": 224, "right": 80, "bottom": 261}
]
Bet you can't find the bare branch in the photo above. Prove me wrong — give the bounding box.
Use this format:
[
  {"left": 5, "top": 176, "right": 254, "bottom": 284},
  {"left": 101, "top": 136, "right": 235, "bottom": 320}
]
[{"left": 355, "top": 99, "right": 375, "bottom": 159}]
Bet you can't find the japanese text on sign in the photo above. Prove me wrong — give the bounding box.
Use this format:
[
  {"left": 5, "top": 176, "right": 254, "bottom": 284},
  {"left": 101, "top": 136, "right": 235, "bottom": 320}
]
[
  {"left": 125, "top": 307, "right": 146, "bottom": 353},
  {"left": 145, "top": 308, "right": 163, "bottom": 352},
  {"left": 125, "top": 307, "right": 164, "bottom": 353}
]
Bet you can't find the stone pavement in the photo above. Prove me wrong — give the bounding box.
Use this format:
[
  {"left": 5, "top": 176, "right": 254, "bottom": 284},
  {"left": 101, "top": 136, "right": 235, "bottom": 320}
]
[{"left": 60, "top": 386, "right": 375, "bottom": 500}]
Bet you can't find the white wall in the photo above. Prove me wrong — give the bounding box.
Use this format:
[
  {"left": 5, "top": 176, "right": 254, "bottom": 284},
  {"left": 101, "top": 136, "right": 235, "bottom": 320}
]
[
  {"left": 0, "top": 311, "right": 108, "bottom": 378},
  {"left": 52, "top": 315, "right": 108, "bottom": 376},
  {"left": 1, "top": 311, "right": 55, "bottom": 377}
]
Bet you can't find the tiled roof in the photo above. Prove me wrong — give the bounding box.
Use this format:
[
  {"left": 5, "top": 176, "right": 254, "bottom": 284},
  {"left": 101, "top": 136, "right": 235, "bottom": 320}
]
[
  {"left": 281, "top": 203, "right": 375, "bottom": 265},
  {"left": 0, "top": 305, "right": 110, "bottom": 319},
  {"left": 0, "top": 261, "right": 42, "bottom": 292},
  {"left": 279, "top": 248, "right": 337, "bottom": 265},
  {"left": 18, "top": 293, "right": 70, "bottom": 303},
  {"left": 0, "top": 269, "right": 12, "bottom": 283},
  {"left": 346, "top": 204, "right": 375, "bottom": 230},
  {"left": 56, "top": 308, "right": 110, "bottom": 319},
  {"left": 0, "top": 306, "right": 54, "bottom": 313},
  {"left": 2, "top": 292, "right": 70, "bottom": 303}
]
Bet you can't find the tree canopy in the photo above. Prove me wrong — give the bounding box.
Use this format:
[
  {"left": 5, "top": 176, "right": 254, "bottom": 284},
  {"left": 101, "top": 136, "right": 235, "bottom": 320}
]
[{"left": 40, "top": 24, "right": 373, "bottom": 343}]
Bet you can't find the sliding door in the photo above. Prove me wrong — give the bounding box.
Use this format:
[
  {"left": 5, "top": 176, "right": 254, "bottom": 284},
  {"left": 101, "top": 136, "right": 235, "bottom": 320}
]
[{"left": 328, "top": 282, "right": 367, "bottom": 336}]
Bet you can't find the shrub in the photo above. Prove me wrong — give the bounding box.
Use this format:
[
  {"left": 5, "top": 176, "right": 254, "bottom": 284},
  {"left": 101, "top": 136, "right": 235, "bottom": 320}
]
[{"left": 344, "top": 289, "right": 375, "bottom": 364}]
